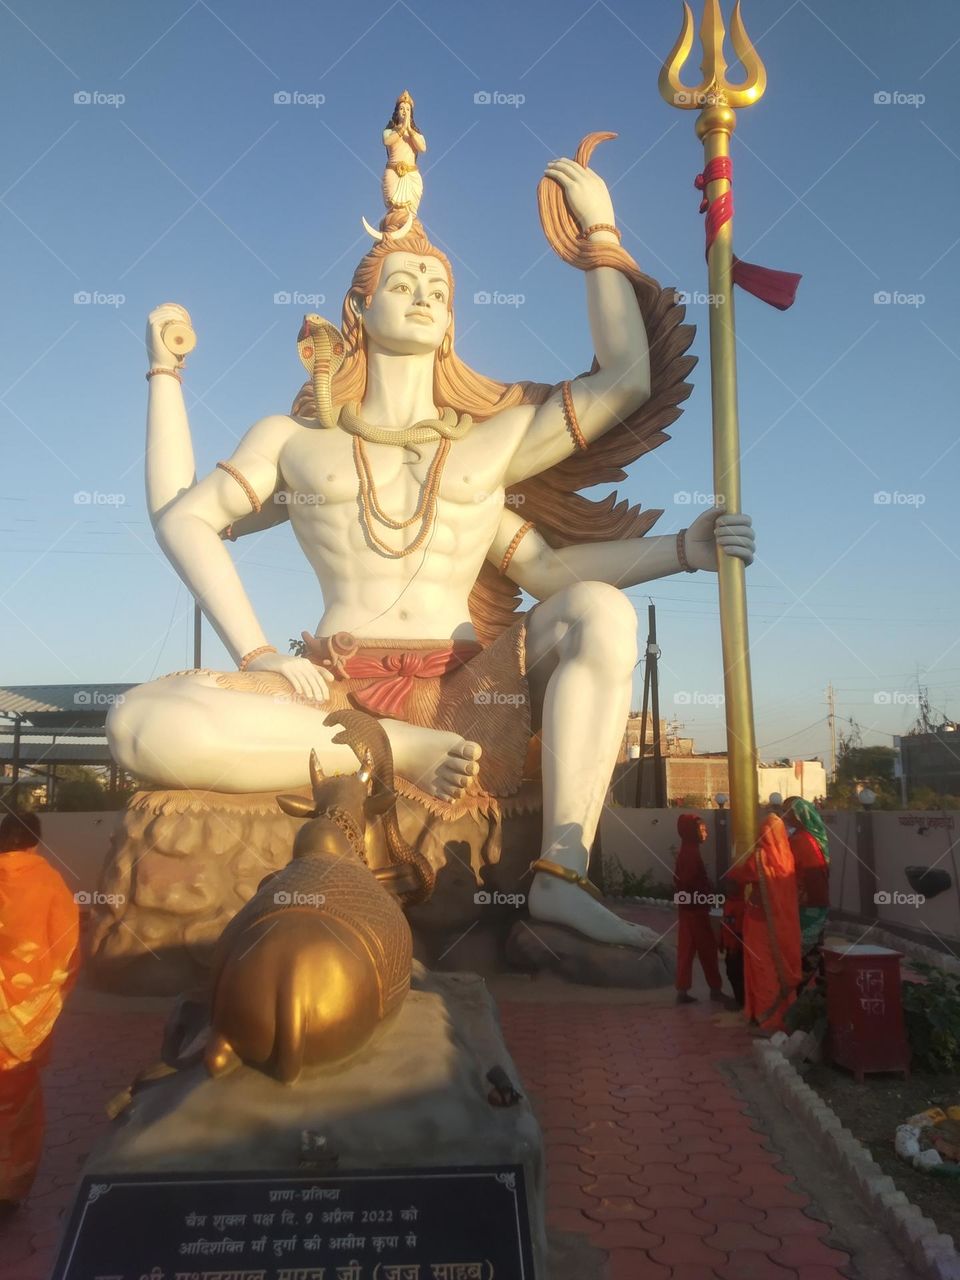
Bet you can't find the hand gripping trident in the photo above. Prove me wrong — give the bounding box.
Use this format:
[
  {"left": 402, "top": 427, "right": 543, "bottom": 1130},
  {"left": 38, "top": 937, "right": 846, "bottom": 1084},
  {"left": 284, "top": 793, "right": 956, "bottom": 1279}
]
[{"left": 659, "top": 2, "right": 790, "bottom": 865}]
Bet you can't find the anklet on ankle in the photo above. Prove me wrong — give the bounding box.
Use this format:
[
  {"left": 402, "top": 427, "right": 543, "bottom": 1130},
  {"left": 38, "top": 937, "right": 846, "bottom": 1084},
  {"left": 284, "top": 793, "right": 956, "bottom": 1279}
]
[{"left": 529, "top": 858, "right": 603, "bottom": 901}]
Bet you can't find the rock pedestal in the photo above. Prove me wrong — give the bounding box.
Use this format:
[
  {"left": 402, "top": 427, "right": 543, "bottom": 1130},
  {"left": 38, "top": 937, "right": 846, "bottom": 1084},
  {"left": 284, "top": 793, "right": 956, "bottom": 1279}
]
[
  {"left": 83, "top": 967, "right": 548, "bottom": 1277},
  {"left": 88, "top": 787, "right": 545, "bottom": 994}
]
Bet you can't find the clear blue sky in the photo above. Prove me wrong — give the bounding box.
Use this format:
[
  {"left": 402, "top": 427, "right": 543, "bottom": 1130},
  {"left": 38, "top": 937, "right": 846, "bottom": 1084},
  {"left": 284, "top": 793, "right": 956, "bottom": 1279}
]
[{"left": 1, "top": 0, "right": 958, "bottom": 762}]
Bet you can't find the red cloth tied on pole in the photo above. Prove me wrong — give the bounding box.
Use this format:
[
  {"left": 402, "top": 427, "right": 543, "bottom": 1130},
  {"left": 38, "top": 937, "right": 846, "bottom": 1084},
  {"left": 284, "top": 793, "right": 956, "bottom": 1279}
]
[
  {"left": 342, "top": 644, "right": 480, "bottom": 717},
  {"left": 695, "top": 156, "right": 801, "bottom": 311}
]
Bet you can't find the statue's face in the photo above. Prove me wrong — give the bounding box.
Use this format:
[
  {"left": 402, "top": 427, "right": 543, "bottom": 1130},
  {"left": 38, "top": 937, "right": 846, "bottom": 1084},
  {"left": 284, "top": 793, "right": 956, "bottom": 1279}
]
[{"left": 361, "top": 253, "right": 451, "bottom": 356}]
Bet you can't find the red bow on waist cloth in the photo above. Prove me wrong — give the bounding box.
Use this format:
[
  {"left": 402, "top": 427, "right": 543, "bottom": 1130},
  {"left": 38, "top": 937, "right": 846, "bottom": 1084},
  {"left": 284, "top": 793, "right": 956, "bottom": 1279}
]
[
  {"left": 695, "top": 156, "right": 802, "bottom": 311},
  {"left": 341, "top": 643, "right": 481, "bottom": 717}
]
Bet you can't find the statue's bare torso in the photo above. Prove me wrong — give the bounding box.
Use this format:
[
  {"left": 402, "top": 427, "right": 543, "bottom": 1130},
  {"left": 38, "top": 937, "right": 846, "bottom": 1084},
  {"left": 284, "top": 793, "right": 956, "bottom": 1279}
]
[{"left": 277, "top": 414, "right": 524, "bottom": 640}]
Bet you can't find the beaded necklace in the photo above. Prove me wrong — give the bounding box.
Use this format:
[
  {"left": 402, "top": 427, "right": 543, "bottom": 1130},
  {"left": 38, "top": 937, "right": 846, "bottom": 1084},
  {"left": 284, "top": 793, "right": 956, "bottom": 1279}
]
[{"left": 353, "top": 436, "right": 450, "bottom": 558}]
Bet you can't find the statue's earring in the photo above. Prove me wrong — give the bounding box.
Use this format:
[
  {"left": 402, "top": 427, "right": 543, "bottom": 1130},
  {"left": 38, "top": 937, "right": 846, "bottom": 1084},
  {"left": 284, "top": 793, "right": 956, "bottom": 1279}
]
[{"left": 440, "top": 332, "right": 451, "bottom": 358}]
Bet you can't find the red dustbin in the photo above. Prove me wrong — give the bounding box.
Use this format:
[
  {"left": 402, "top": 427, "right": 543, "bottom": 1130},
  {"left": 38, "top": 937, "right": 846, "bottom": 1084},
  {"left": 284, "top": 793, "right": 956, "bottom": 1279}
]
[{"left": 823, "top": 945, "right": 911, "bottom": 1082}]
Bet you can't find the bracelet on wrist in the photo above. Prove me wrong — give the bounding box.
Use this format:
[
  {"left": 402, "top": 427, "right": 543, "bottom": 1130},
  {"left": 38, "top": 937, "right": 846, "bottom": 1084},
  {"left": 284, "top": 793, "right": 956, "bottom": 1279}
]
[
  {"left": 677, "top": 528, "right": 696, "bottom": 573},
  {"left": 239, "top": 644, "right": 277, "bottom": 671},
  {"left": 146, "top": 366, "right": 183, "bottom": 384},
  {"left": 579, "top": 223, "right": 621, "bottom": 242}
]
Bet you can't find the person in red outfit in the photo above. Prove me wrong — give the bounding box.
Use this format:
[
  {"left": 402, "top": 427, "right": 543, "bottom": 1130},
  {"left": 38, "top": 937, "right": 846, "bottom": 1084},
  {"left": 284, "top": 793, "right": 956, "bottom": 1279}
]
[{"left": 673, "top": 813, "right": 724, "bottom": 1005}]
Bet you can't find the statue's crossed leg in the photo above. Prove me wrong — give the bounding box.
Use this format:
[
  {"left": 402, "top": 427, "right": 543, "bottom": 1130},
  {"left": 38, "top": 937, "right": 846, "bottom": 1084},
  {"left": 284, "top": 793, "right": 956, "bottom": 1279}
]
[{"left": 108, "top": 580, "right": 662, "bottom": 950}]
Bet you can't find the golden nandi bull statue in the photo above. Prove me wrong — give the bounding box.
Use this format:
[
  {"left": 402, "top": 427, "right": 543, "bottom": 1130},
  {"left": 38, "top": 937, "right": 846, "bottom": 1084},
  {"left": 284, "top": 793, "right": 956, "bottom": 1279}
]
[{"left": 205, "top": 709, "right": 432, "bottom": 1083}]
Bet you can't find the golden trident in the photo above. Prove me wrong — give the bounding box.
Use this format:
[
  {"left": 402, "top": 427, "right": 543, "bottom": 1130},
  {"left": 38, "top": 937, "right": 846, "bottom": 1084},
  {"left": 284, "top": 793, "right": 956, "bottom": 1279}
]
[{"left": 660, "top": 0, "right": 767, "bottom": 863}]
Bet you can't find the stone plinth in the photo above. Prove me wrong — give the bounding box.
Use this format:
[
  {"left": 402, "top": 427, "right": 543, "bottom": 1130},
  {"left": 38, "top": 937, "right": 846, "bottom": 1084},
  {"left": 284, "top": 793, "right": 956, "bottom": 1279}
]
[{"left": 82, "top": 967, "right": 548, "bottom": 1277}]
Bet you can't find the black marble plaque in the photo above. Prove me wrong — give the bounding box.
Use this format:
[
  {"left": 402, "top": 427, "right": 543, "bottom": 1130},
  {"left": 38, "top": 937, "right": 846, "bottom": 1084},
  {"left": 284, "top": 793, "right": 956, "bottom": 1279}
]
[{"left": 51, "top": 1166, "right": 535, "bottom": 1280}]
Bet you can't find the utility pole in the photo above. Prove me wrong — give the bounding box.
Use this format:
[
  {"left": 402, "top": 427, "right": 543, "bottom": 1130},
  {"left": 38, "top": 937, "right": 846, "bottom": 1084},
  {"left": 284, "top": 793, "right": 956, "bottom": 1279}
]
[
  {"left": 634, "top": 603, "right": 665, "bottom": 807},
  {"left": 649, "top": 604, "right": 665, "bottom": 806},
  {"left": 827, "top": 682, "right": 837, "bottom": 781}
]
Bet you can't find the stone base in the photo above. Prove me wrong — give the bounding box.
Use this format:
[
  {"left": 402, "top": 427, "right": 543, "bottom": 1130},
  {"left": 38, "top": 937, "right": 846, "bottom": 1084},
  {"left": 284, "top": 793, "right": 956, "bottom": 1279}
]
[
  {"left": 84, "top": 967, "right": 548, "bottom": 1277},
  {"left": 505, "top": 919, "right": 674, "bottom": 989},
  {"left": 89, "top": 787, "right": 543, "bottom": 995}
]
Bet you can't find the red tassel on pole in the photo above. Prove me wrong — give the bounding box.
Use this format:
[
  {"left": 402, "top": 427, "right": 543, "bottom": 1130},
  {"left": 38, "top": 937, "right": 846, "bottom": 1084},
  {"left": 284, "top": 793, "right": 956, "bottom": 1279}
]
[{"left": 695, "top": 157, "right": 801, "bottom": 310}]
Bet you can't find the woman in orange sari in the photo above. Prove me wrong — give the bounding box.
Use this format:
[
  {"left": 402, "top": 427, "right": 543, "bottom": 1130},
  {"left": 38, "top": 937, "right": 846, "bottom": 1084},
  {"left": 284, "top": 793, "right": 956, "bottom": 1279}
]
[
  {"left": 0, "top": 810, "right": 80, "bottom": 1211},
  {"left": 724, "top": 813, "right": 801, "bottom": 1034}
]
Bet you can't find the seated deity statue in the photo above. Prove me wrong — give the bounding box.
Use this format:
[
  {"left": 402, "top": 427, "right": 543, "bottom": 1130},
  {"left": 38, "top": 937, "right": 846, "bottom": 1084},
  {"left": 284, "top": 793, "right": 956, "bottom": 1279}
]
[{"left": 106, "top": 122, "right": 755, "bottom": 952}]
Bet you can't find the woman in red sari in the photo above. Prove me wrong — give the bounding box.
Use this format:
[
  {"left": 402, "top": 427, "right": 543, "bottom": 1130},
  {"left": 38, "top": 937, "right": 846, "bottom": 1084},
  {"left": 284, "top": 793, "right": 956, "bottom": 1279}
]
[
  {"left": 724, "top": 813, "right": 801, "bottom": 1033},
  {"left": 0, "top": 810, "right": 80, "bottom": 1211}
]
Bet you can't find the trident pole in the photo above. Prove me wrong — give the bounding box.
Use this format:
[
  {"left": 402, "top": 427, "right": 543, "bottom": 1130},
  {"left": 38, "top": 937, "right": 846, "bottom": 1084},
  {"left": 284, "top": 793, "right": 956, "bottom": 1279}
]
[{"left": 659, "top": 0, "right": 766, "bottom": 861}]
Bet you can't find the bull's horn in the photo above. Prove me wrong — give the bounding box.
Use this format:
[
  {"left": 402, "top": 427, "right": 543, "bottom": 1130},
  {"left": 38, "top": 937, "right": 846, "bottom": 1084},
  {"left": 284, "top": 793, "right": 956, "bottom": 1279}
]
[{"left": 309, "top": 749, "right": 326, "bottom": 797}]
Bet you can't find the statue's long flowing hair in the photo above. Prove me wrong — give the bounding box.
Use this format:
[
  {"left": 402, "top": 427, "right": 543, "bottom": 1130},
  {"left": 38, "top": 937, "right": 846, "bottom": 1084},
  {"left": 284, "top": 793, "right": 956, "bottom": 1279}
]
[{"left": 291, "top": 133, "right": 698, "bottom": 644}]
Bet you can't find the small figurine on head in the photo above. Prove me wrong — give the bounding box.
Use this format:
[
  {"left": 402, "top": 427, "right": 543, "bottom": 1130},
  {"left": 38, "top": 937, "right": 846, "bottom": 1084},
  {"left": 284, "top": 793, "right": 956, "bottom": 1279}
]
[{"left": 364, "top": 90, "right": 427, "bottom": 239}]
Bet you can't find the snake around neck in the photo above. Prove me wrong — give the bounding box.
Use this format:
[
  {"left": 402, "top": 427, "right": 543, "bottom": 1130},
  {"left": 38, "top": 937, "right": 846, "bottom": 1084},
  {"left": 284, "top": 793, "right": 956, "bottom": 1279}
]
[{"left": 338, "top": 401, "right": 473, "bottom": 447}]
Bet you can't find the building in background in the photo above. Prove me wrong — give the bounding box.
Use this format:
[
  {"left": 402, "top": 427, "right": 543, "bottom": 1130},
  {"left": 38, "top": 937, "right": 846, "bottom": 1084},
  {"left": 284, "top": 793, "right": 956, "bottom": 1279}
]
[
  {"left": 614, "top": 711, "right": 826, "bottom": 807},
  {"left": 898, "top": 724, "right": 960, "bottom": 800}
]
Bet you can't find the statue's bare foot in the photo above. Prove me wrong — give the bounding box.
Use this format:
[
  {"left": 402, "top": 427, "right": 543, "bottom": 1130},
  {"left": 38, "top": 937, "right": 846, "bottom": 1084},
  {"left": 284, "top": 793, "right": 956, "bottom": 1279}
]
[
  {"left": 380, "top": 720, "right": 482, "bottom": 802},
  {"left": 528, "top": 873, "right": 664, "bottom": 949}
]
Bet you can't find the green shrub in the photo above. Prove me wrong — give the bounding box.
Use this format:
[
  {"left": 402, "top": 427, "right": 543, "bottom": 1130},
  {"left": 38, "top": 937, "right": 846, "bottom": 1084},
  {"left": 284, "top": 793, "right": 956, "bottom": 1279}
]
[
  {"left": 605, "top": 856, "right": 674, "bottom": 899},
  {"left": 902, "top": 963, "right": 960, "bottom": 1072}
]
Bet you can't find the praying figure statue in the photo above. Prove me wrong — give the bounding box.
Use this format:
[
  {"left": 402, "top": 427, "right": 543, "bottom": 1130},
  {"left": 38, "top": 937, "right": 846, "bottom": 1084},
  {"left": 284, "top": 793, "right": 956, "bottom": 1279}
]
[
  {"left": 362, "top": 90, "right": 426, "bottom": 241},
  {"left": 106, "top": 122, "right": 755, "bottom": 953}
]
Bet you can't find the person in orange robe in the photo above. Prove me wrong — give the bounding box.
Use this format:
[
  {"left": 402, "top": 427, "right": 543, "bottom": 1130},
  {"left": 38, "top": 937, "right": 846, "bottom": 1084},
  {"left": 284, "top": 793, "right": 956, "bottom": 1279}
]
[
  {"left": 0, "top": 810, "right": 80, "bottom": 1212},
  {"left": 724, "top": 813, "right": 801, "bottom": 1033},
  {"left": 673, "top": 813, "right": 724, "bottom": 1005}
]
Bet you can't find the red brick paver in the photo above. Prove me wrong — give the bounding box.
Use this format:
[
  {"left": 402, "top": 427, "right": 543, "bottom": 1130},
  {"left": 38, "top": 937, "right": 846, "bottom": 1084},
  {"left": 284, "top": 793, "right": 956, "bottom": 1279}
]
[{"left": 496, "top": 899, "right": 858, "bottom": 1280}]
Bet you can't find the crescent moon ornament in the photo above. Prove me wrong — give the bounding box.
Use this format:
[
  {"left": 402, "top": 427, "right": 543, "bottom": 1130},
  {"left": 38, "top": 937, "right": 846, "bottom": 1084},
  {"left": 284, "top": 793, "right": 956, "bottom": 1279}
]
[{"left": 361, "top": 210, "right": 414, "bottom": 242}]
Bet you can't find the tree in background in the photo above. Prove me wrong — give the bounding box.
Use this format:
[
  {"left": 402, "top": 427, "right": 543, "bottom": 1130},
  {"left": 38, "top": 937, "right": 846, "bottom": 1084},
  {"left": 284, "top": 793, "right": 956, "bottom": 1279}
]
[
  {"left": 827, "top": 721, "right": 898, "bottom": 809},
  {"left": 50, "top": 766, "right": 136, "bottom": 812}
]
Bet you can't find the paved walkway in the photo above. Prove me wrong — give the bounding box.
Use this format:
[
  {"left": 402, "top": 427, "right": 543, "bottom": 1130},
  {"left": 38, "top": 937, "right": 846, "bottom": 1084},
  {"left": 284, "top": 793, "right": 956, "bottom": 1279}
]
[{"left": 3, "top": 909, "right": 871, "bottom": 1280}]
